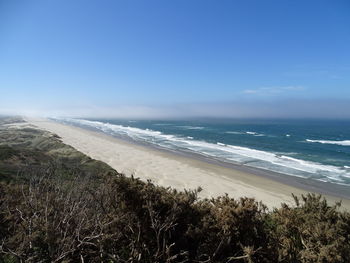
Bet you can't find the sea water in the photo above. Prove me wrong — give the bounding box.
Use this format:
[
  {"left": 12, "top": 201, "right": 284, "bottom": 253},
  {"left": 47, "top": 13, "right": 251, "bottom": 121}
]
[{"left": 54, "top": 118, "right": 350, "bottom": 187}]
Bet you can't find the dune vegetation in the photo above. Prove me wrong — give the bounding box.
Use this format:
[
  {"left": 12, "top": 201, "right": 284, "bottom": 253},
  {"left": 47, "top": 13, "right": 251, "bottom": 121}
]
[{"left": 0, "top": 118, "right": 349, "bottom": 263}]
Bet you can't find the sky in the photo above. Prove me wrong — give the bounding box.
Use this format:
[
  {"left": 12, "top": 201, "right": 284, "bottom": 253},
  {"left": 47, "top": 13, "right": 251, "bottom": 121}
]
[{"left": 1, "top": 0, "right": 350, "bottom": 119}]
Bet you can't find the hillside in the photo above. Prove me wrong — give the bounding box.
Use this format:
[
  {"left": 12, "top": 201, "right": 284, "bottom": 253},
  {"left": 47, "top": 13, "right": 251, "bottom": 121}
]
[{"left": 1, "top": 118, "right": 349, "bottom": 263}]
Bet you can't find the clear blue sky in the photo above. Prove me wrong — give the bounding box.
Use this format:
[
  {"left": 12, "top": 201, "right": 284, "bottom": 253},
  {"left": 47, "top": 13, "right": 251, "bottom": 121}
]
[{"left": 1, "top": 0, "right": 350, "bottom": 118}]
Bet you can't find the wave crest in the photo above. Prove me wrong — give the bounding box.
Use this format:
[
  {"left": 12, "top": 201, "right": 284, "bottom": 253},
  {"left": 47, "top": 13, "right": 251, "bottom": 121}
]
[
  {"left": 306, "top": 139, "right": 350, "bottom": 146},
  {"left": 53, "top": 118, "right": 350, "bottom": 186}
]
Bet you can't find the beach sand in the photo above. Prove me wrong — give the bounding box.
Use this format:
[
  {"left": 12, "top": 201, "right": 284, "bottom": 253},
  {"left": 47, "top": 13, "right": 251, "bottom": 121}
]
[{"left": 25, "top": 118, "right": 350, "bottom": 209}]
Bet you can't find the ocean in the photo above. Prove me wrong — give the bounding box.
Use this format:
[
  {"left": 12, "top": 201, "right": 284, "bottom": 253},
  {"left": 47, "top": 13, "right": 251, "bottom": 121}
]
[{"left": 54, "top": 118, "right": 350, "bottom": 187}]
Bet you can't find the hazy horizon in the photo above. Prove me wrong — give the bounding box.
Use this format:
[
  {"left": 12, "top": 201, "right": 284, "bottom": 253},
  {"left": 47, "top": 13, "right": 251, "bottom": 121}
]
[
  {"left": 3, "top": 99, "right": 350, "bottom": 120},
  {"left": 1, "top": 0, "right": 350, "bottom": 119}
]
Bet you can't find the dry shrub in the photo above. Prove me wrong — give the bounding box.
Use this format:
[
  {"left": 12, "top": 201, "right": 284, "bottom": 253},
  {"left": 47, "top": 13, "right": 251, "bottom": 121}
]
[
  {"left": 1, "top": 170, "right": 350, "bottom": 263},
  {"left": 270, "top": 194, "right": 350, "bottom": 263}
]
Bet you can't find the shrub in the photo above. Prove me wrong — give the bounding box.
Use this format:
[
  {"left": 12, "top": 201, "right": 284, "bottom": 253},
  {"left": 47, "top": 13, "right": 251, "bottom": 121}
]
[
  {"left": 1, "top": 169, "right": 349, "bottom": 262},
  {"left": 270, "top": 194, "right": 350, "bottom": 263}
]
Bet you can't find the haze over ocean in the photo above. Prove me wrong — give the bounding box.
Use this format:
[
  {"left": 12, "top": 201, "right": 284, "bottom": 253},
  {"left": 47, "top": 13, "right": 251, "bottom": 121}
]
[{"left": 1, "top": 0, "right": 350, "bottom": 118}]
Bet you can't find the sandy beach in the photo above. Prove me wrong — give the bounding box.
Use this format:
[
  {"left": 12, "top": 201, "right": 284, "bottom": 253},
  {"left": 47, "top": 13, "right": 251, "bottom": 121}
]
[{"left": 25, "top": 118, "right": 350, "bottom": 209}]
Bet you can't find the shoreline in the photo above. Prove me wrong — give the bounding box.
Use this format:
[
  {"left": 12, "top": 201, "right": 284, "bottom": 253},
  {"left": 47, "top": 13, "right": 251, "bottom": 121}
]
[
  {"left": 25, "top": 117, "right": 350, "bottom": 209},
  {"left": 69, "top": 120, "right": 350, "bottom": 200}
]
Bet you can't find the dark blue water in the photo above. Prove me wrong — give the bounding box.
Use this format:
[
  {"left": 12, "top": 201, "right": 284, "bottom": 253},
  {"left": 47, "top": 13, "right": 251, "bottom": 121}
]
[{"left": 56, "top": 118, "right": 350, "bottom": 186}]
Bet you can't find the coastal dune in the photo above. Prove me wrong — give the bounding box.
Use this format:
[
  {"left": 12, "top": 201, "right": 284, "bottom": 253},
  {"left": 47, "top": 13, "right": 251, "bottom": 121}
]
[{"left": 26, "top": 118, "right": 350, "bottom": 209}]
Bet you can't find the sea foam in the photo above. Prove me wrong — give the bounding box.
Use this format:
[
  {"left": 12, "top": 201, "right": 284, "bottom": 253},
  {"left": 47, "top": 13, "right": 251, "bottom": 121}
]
[{"left": 306, "top": 139, "right": 350, "bottom": 146}]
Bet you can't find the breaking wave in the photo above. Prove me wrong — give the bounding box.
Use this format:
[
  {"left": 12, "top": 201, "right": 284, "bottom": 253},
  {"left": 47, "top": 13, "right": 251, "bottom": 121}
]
[
  {"left": 54, "top": 118, "right": 350, "bottom": 186},
  {"left": 306, "top": 139, "right": 350, "bottom": 146}
]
